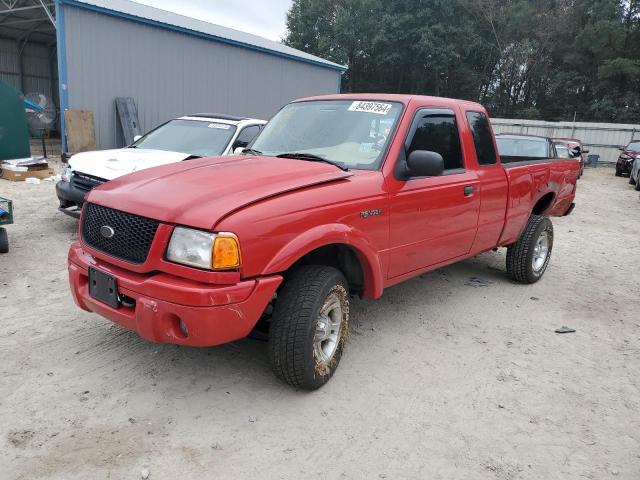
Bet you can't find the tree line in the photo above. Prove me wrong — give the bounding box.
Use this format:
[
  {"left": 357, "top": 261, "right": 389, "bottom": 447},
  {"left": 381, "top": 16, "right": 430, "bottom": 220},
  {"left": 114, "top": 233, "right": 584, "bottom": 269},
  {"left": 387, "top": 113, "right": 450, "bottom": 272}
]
[{"left": 284, "top": 0, "right": 640, "bottom": 122}]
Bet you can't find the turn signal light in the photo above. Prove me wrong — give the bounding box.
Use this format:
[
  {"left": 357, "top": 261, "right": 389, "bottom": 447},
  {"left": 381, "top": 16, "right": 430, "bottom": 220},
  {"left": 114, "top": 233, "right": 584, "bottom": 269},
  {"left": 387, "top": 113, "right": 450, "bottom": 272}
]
[{"left": 212, "top": 234, "right": 241, "bottom": 270}]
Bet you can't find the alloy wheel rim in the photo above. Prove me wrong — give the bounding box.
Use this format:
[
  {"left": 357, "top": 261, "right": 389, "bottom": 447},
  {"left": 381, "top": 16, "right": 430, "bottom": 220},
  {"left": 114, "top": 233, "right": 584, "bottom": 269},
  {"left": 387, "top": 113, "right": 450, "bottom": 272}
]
[
  {"left": 532, "top": 231, "right": 549, "bottom": 273},
  {"left": 313, "top": 292, "right": 343, "bottom": 363}
]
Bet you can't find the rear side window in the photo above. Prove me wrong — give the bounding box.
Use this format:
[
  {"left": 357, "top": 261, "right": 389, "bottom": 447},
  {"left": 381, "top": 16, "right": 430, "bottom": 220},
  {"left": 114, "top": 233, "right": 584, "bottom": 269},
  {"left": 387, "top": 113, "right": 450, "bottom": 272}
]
[
  {"left": 466, "top": 111, "right": 497, "bottom": 165},
  {"left": 407, "top": 110, "right": 463, "bottom": 170}
]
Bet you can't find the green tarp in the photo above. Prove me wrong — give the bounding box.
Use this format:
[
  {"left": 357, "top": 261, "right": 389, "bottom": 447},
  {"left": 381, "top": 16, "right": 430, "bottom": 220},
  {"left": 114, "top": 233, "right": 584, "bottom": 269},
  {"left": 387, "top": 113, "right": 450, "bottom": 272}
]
[{"left": 0, "top": 80, "right": 31, "bottom": 161}]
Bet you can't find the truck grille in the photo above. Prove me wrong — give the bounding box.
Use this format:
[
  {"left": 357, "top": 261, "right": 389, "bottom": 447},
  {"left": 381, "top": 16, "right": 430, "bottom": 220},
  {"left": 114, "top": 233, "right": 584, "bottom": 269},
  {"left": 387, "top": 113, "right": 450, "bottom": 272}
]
[
  {"left": 82, "top": 203, "right": 160, "bottom": 264},
  {"left": 71, "top": 172, "right": 106, "bottom": 192}
]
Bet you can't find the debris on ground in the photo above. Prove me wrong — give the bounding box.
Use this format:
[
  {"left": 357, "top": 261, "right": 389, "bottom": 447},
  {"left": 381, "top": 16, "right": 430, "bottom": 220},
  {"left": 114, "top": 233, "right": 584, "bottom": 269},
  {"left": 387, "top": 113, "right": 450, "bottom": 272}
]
[
  {"left": 555, "top": 326, "right": 576, "bottom": 334},
  {"left": 465, "top": 276, "right": 493, "bottom": 287}
]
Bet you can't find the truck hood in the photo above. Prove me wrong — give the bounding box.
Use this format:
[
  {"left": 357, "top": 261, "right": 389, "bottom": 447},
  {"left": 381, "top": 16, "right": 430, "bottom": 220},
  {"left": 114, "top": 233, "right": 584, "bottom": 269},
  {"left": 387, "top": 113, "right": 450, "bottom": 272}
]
[
  {"left": 69, "top": 148, "right": 192, "bottom": 180},
  {"left": 88, "top": 156, "right": 353, "bottom": 230}
]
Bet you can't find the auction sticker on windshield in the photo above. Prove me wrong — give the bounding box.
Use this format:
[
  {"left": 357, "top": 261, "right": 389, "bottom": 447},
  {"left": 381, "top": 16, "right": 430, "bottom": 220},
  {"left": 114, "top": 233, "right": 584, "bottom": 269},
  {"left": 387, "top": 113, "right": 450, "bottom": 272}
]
[
  {"left": 348, "top": 101, "right": 393, "bottom": 115},
  {"left": 208, "top": 123, "right": 231, "bottom": 129}
]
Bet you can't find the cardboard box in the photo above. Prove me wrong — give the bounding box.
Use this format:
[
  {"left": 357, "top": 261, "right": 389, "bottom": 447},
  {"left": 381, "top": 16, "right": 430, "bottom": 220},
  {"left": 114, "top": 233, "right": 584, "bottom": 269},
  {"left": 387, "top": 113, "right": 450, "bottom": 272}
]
[{"left": 1, "top": 166, "right": 55, "bottom": 182}]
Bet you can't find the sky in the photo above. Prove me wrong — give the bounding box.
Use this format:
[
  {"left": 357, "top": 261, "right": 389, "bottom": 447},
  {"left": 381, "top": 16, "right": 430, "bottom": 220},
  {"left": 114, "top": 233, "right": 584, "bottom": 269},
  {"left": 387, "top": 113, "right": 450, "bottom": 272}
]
[{"left": 132, "top": 0, "right": 294, "bottom": 42}]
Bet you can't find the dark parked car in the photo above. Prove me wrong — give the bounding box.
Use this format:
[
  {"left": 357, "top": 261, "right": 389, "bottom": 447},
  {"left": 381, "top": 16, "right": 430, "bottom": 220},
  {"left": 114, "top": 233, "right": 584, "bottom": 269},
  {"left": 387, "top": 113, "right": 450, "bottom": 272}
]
[
  {"left": 615, "top": 140, "right": 640, "bottom": 177},
  {"left": 553, "top": 138, "right": 587, "bottom": 178}
]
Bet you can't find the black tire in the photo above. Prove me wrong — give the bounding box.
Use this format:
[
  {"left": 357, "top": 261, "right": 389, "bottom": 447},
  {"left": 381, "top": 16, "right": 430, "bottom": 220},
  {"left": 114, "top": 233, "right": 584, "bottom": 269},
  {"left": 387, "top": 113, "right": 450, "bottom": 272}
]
[
  {"left": 268, "top": 265, "right": 349, "bottom": 390},
  {"left": 630, "top": 176, "right": 637, "bottom": 185},
  {"left": 635, "top": 181, "right": 640, "bottom": 192},
  {"left": 615, "top": 169, "right": 622, "bottom": 177},
  {"left": 506, "top": 215, "right": 553, "bottom": 284},
  {"left": 0, "top": 227, "right": 8, "bottom": 254}
]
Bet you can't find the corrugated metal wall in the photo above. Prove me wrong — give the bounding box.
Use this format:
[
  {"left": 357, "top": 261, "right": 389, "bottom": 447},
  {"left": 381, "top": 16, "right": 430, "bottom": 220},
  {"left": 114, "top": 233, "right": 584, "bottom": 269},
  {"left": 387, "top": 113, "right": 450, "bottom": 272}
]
[
  {"left": 491, "top": 118, "right": 640, "bottom": 164},
  {"left": 62, "top": 6, "right": 341, "bottom": 149},
  {"left": 0, "top": 38, "right": 57, "bottom": 101}
]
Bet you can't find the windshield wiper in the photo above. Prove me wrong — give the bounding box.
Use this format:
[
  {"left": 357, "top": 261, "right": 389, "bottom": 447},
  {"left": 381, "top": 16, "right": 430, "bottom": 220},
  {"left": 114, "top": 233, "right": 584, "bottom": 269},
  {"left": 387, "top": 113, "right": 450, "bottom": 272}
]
[
  {"left": 275, "top": 152, "right": 349, "bottom": 171},
  {"left": 241, "top": 148, "right": 262, "bottom": 156}
]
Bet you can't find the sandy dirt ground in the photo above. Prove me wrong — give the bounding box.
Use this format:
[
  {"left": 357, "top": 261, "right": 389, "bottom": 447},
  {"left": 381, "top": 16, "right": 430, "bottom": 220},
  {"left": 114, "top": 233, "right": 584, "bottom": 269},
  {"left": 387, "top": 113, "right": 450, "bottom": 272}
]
[{"left": 1, "top": 165, "right": 639, "bottom": 480}]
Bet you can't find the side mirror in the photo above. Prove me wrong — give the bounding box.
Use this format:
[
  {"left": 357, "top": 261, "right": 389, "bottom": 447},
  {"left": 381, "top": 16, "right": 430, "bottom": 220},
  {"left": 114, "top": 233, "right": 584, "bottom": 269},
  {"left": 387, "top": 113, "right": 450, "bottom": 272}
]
[
  {"left": 233, "top": 147, "right": 245, "bottom": 155},
  {"left": 133, "top": 135, "right": 142, "bottom": 142},
  {"left": 406, "top": 150, "right": 444, "bottom": 178},
  {"left": 570, "top": 146, "right": 581, "bottom": 157}
]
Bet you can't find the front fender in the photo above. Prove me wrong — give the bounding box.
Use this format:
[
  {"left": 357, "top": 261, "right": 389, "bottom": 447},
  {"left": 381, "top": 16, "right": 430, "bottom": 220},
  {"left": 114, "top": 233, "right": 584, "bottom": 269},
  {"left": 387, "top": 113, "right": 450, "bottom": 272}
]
[{"left": 261, "top": 223, "right": 384, "bottom": 299}]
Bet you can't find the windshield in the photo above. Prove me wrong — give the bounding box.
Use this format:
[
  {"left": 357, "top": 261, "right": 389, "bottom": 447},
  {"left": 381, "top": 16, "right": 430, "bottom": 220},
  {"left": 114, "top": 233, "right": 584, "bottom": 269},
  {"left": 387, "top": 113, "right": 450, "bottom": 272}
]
[
  {"left": 627, "top": 142, "right": 640, "bottom": 151},
  {"left": 250, "top": 100, "right": 403, "bottom": 170},
  {"left": 131, "top": 119, "right": 237, "bottom": 156},
  {"left": 496, "top": 137, "right": 548, "bottom": 159}
]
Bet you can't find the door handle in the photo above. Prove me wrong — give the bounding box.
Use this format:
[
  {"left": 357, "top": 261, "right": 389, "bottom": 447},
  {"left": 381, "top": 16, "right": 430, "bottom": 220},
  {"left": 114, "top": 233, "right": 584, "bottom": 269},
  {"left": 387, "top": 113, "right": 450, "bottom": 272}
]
[{"left": 464, "top": 186, "right": 475, "bottom": 196}]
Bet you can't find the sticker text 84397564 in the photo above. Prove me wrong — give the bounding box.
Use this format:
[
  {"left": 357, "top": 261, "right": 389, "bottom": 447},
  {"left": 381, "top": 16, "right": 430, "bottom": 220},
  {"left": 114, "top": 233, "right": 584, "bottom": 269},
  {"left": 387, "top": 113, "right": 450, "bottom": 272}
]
[{"left": 348, "top": 101, "right": 393, "bottom": 115}]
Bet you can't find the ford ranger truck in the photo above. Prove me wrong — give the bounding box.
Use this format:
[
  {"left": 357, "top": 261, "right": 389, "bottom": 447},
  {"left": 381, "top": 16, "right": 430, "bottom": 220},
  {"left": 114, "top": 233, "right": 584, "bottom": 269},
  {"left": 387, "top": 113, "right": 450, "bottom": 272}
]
[{"left": 68, "top": 94, "right": 579, "bottom": 390}]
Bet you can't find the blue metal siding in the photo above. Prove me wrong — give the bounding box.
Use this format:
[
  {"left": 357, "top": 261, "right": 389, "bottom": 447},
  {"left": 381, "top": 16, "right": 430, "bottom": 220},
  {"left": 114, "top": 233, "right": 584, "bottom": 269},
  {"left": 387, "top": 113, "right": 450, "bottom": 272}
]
[{"left": 55, "top": 0, "right": 69, "bottom": 151}]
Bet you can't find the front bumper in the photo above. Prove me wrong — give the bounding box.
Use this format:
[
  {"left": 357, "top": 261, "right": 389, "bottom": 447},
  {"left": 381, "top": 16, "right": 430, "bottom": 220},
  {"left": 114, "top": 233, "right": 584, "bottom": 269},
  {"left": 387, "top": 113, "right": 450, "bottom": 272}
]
[
  {"left": 68, "top": 242, "right": 282, "bottom": 346},
  {"left": 56, "top": 180, "right": 86, "bottom": 218}
]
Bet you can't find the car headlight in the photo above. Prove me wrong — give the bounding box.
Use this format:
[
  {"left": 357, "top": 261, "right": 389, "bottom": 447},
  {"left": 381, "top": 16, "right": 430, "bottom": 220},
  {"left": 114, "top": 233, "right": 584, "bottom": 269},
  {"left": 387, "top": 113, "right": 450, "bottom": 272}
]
[
  {"left": 166, "top": 227, "right": 241, "bottom": 270},
  {"left": 61, "top": 166, "right": 73, "bottom": 182}
]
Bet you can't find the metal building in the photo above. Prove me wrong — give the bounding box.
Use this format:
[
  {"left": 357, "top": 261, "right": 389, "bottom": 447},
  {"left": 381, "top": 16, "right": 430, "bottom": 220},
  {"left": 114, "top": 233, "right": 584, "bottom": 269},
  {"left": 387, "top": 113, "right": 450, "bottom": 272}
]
[{"left": 0, "top": 0, "right": 346, "bottom": 152}]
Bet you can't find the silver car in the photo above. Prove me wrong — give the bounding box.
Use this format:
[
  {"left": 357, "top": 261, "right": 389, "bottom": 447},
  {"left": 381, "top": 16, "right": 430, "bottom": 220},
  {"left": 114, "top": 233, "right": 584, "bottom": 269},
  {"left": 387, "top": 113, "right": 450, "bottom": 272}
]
[{"left": 630, "top": 156, "right": 640, "bottom": 191}]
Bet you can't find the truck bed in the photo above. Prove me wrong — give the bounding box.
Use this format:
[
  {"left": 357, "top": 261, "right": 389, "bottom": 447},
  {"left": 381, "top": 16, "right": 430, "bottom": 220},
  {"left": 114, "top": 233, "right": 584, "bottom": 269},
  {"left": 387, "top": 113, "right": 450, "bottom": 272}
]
[{"left": 499, "top": 158, "right": 579, "bottom": 246}]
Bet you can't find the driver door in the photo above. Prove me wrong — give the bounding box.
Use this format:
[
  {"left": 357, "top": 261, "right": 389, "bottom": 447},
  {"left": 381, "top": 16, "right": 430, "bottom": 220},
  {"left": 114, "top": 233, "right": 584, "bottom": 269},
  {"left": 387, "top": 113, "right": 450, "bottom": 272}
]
[{"left": 388, "top": 108, "right": 481, "bottom": 278}]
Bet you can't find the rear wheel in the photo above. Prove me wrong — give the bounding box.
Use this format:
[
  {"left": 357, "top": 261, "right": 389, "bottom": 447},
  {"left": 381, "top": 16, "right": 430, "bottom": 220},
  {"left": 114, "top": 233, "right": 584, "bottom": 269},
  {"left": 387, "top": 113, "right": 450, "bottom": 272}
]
[
  {"left": 0, "top": 227, "right": 8, "bottom": 254},
  {"left": 635, "top": 180, "right": 640, "bottom": 192},
  {"left": 506, "top": 215, "right": 553, "bottom": 284},
  {"left": 630, "top": 176, "right": 637, "bottom": 185},
  {"left": 268, "top": 265, "right": 349, "bottom": 390}
]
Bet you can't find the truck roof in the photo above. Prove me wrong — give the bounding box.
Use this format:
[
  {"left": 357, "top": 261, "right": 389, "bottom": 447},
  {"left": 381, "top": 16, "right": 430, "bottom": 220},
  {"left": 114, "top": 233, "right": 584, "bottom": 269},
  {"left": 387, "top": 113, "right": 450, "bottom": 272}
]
[{"left": 293, "top": 93, "right": 488, "bottom": 111}]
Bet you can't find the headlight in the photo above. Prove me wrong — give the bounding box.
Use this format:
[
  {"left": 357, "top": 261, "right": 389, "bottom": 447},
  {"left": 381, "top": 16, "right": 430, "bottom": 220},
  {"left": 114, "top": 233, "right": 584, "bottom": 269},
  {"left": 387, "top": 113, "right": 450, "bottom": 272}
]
[
  {"left": 61, "top": 166, "right": 73, "bottom": 182},
  {"left": 166, "top": 227, "right": 241, "bottom": 270}
]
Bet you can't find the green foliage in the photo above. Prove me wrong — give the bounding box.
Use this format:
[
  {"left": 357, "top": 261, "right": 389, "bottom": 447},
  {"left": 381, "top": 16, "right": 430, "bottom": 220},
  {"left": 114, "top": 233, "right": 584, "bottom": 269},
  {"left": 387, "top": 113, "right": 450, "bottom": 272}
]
[{"left": 284, "top": 0, "right": 640, "bottom": 122}]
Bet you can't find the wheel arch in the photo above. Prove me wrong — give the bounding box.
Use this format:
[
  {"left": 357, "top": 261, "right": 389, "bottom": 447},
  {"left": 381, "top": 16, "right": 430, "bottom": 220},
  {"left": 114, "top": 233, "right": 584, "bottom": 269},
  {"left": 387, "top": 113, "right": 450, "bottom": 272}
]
[
  {"left": 532, "top": 191, "right": 556, "bottom": 215},
  {"left": 261, "top": 224, "right": 384, "bottom": 299}
]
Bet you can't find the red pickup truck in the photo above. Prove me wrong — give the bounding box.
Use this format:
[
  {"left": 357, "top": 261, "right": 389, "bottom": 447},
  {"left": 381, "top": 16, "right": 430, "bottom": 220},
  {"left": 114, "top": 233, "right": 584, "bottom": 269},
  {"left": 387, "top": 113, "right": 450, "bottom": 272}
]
[{"left": 68, "top": 94, "right": 578, "bottom": 389}]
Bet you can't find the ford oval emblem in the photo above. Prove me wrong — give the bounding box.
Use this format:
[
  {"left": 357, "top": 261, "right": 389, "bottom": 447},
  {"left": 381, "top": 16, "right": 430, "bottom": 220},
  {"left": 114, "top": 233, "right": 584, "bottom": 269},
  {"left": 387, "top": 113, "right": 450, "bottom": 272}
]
[{"left": 100, "top": 225, "right": 115, "bottom": 239}]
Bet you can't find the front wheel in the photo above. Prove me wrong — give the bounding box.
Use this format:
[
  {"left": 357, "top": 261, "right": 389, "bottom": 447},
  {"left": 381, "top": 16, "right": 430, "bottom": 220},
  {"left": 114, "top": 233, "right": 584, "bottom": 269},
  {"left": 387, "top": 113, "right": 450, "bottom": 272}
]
[
  {"left": 268, "top": 265, "right": 349, "bottom": 390},
  {"left": 630, "top": 176, "right": 637, "bottom": 185},
  {"left": 506, "top": 215, "right": 554, "bottom": 284}
]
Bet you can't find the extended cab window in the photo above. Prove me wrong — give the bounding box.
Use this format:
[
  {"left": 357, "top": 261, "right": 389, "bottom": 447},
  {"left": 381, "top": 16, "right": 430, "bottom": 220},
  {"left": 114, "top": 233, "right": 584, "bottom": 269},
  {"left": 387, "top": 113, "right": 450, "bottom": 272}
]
[
  {"left": 466, "top": 111, "right": 497, "bottom": 165},
  {"left": 407, "top": 110, "right": 463, "bottom": 171}
]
